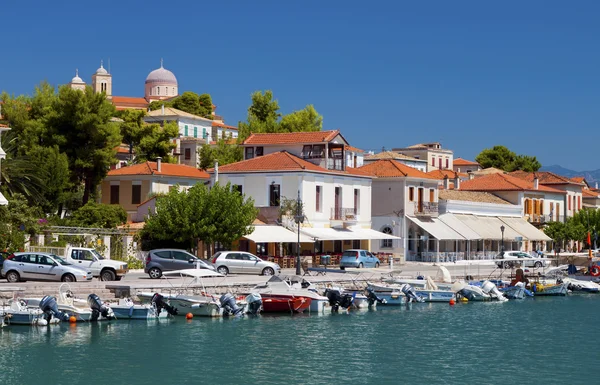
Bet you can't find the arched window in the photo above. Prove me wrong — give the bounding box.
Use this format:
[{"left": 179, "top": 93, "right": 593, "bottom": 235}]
[
  {"left": 157, "top": 87, "right": 160, "bottom": 95},
  {"left": 381, "top": 226, "right": 393, "bottom": 248}
]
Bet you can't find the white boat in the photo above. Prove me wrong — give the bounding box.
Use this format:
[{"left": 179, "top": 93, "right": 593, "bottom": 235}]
[
  {"left": 138, "top": 269, "right": 251, "bottom": 317},
  {"left": 2, "top": 299, "right": 54, "bottom": 326},
  {"left": 561, "top": 277, "right": 600, "bottom": 293},
  {"left": 385, "top": 266, "right": 455, "bottom": 291},
  {"left": 250, "top": 276, "right": 330, "bottom": 313},
  {"left": 365, "top": 284, "right": 407, "bottom": 306},
  {"left": 452, "top": 282, "right": 492, "bottom": 301},
  {"left": 109, "top": 297, "right": 174, "bottom": 320}
]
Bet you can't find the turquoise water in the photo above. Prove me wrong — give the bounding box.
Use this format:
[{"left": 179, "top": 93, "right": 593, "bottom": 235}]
[{"left": 1, "top": 295, "right": 599, "bottom": 385}]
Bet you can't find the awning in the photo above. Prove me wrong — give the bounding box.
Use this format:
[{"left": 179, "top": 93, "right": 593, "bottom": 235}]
[
  {"left": 300, "top": 227, "right": 400, "bottom": 241},
  {"left": 406, "top": 216, "right": 465, "bottom": 240},
  {"left": 453, "top": 214, "right": 523, "bottom": 240},
  {"left": 499, "top": 217, "right": 552, "bottom": 241},
  {"left": 243, "top": 225, "right": 314, "bottom": 243},
  {"left": 437, "top": 213, "right": 481, "bottom": 240}
]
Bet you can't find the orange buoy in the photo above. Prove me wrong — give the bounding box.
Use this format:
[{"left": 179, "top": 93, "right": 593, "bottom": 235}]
[
  {"left": 591, "top": 265, "right": 600, "bottom": 277},
  {"left": 449, "top": 298, "right": 456, "bottom": 306},
  {"left": 186, "top": 313, "right": 193, "bottom": 320},
  {"left": 69, "top": 316, "right": 77, "bottom": 323}
]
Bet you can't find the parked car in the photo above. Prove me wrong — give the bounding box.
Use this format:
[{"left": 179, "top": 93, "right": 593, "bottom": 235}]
[
  {"left": 0, "top": 251, "right": 8, "bottom": 279},
  {"left": 1, "top": 252, "right": 92, "bottom": 283},
  {"left": 495, "top": 251, "right": 548, "bottom": 269},
  {"left": 144, "top": 249, "right": 215, "bottom": 279},
  {"left": 210, "top": 251, "right": 281, "bottom": 276},
  {"left": 339, "top": 249, "right": 380, "bottom": 269}
]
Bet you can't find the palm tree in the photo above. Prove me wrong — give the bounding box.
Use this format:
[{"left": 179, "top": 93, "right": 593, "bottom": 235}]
[{"left": 0, "top": 130, "right": 45, "bottom": 202}]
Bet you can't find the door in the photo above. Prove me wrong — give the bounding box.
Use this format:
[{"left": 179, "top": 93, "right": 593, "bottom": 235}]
[
  {"left": 224, "top": 253, "right": 243, "bottom": 273},
  {"left": 153, "top": 250, "right": 176, "bottom": 270},
  {"left": 334, "top": 187, "right": 341, "bottom": 220},
  {"left": 172, "top": 250, "right": 194, "bottom": 269},
  {"left": 417, "top": 188, "right": 423, "bottom": 213},
  {"left": 242, "top": 253, "right": 262, "bottom": 274},
  {"left": 40, "top": 255, "right": 62, "bottom": 281},
  {"left": 17, "top": 254, "right": 37, "bottom": 279},
  {"left": 359, "top": 250, "right": 368, "bottom": 267},
  {"left": 72, "top": 249, "right": 100, "bottom": 276}
]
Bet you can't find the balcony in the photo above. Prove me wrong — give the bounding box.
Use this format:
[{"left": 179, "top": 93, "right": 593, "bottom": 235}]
[
  {"left": 326, "top": 158, "right": 344, "bottom": 171},
  {"left": 528, "top": 214, "right": 565, "bottom": 224},
  {"left": 330, "top": 207, "right": 357, "bottom": 222},
  {"left": 414, "top": 202, "right": 438, "bottom": 216}
]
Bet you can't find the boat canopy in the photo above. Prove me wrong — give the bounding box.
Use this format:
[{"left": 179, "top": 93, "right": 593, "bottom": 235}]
[{"left": 163, "top": 269, "right": 224, "bottom": 278}]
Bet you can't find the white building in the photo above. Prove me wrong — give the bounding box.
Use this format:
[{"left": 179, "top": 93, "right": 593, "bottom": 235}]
[
  {"left": 393, "top": 142, "right": 454, "bottom": 172},
  {"left": 363, "top": 151, "right": 427, "bottom": 172}
]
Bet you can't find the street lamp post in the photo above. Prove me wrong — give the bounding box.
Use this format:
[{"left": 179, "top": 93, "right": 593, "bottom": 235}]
[
  {"left": 294, "top": 190, "right": 304, "bottom": 276},
  {"left": 500, "top": 225, "right": 505, "bottom": 253}
]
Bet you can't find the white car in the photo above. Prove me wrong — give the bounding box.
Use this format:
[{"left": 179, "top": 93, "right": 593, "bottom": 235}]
[
  {"left": 210, "top": 251, "right": 281, "bottom": 276},
  {"left": 495, "top": 251, "right": 548, "bottom": 269},
  {"left": 2, "top": 252, "right": 92, "bottom": 283}
]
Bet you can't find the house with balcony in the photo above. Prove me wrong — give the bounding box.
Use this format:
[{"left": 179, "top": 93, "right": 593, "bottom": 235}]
[
  {"left": 345, "top": 145, "right": 365, "bottom": 168},
  {"left": 459, "top": 172, "right": 566, "bottom": 224},
  {"left": 209, "top": 150, "right": 396, "bottom": 257},
  {"left": 363, "top": 151, "right": 427, "bottom": 172},
  {"left": 100, "top": 158, "right": 210, "bottom": 221},
  {"left": 241, "top": 130, "right": 350, "bottom": 171},
  {"left": 392, "top": 142, "right": 454, "bottom": 172},
  {"left": 355, "top": 159, "right": 442, "bottom": 261},
  {"left": 509, "top": 171, "right": 584, "bottom": 220}
]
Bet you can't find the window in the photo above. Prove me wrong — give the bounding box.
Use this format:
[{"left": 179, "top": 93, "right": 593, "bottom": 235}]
[
  {"left": 203, "top": 128, "right": 207, "bottom": 139},
  {"left": 132, "top": 184, "right": 141, "bottom": 205},
  {"left": 334, "top": 240, "right": 342, "bottom": 253},
  {"left": 431, "top": 157, "right": 435, "bottom": 166},
  {"left": 269, "top": 184, "right": 280, "bottom": 206},
  {"left": 354, "top": 188, "right": 360, "bottom": 215},
  {"left": 255, "top": 147, "right": 264, "bottom": 157},
  {"left": 445, "top": 158, "right": 449, "bottom": 169},
  {"left": 438, "top": 157, "right": 442, "bottom": 169},
  {"left": 173, "top": 87, "right": 175, "bottom": 94},
  {"left": 302, "top": 145, "right": 312, "bottom": 158},
  {"left": 256, "top": 243, "right": 267, "bottom": 256},
  {"left": 245, "top": 147, "right": 254, "bottom": 159},
  {"left": 409, "top": 187, "right": 414, "bottom": 202},
  {"left": 233, "top": 185, "right": 243, "bottom": 194},
  {"left": 556, "top": 203, "right": 560, "bottom": 221},
  {"left": 225, "top": 253, "right": 240, "bottom": 260},
  {"left": 185, "top": 148, "right": 191, "bottom": 160},
  {"left": 154, "top": 251, "right": 172, "bottom": 259},
  {"left": 194, "top": 127, "right": 198, "bottom": 138},
  {"left": 568, "top": 196, "right": 572, "bottom": 210},
  {"left": 157, "top": 87, "right": 160, "bottom": 95},
  {"left": 381, "top": 226, "right": 393, "bottom": 248},
  {"left": 184, "top": 125, "right": 189, "bottom": 136},
  {"left": 239, "top": 240, "right": 249, "bottom": 252},
  {"left": 353, "top": 240, "right": 361, "bottom": 249},
  {"left": 312, "top": 145, "right": 325, "bottom": 158},
  {"left": 316, "top": 185, "right": 322, "bottom": 212},
  {"left": 173, "top": 251, "right": 192, "bottom": 261},
  {"left": 110, "top": 185, "right": 119, "bottom": 204},
  {"left": 578, "top": 196, "right": 581, "bottom": 211},
  {"left": 429, "top": 188, "right": 435, "bottom": 202}
]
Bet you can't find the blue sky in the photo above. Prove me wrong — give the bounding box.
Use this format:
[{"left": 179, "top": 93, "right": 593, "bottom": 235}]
[{"left": 2, "top": 0, "right": 599, "bottom": 170}]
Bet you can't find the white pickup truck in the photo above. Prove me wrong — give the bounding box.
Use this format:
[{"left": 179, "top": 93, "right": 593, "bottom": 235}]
[{"left": 65, "top": 247, "right": 128, "bottom": 281}]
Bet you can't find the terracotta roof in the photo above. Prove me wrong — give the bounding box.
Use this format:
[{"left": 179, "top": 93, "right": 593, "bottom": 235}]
[
  {"left": 111, "top": 96, "right": 149, "bottom": 109},
  {"left": 356, "top": 160, "right": 439, "bottom": 179},
  {"left": 146, "top": 107, "right": 212, "bottom": 122},
  {"left": 459, "top": 173, "right": 566, "bottom": 194},
  {"left": 453, "top": 158, "right": 479, "bottom": 166},
  {"left": 107, "top": 161, "right": 210, "bottom": 179},
  {"left": 115, "top": 145, "right": 130, "bottom": 154},
  {"left": 117, "top": 222, "right": 145, "bottom": 230},
  {"left": 211, "top": 151, "right": 371, "bottom": 178},
  {"left": 364, "top": 151, "right": 422, "bottom": 162},
  {"left": 509, "top": 171, "right": 583, "bottom": 186},
  {"left": 571, "top": 176, "right": 588, "bottom": 187},
  {"left": 439, "top": 190, "right": 512, "bottom": 205},
  {"left": 344, "top": 145, "right": 364, "bottom": 153},
  {"left": 243, "top": 130, "right": 342, "bottom": 145},
  {"left": 583, "top": 189, "right": 600, "bottom": 198},
  {"left": 470, "top": 167, "right": 506, "bottom": 176},
  {"left": 212, "top": 121, "right": 238, "bottom": 130},
  {"left": 427, "top": 169, "right": 468, "bottom": 179}
]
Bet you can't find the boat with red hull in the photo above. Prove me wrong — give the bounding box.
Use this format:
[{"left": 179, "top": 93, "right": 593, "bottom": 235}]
[{"left": 261, "top": 296, "right": 311, "bottom": 313}]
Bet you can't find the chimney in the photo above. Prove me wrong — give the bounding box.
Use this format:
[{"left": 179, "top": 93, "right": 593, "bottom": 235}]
[
  {"left": 156, "top": 157, "right": 162, "bottom": 172},
  {"left": 443, "top": 175, "right": 449, "bottom": 190},
  {"left": 214, "top": 160, "right": 219, "bottom": 184},
  {"left": 534, "top": 176, "right": 539, "bottom": 190},
  {"left": 161, "top": 103, "right": 165, "bottom": 115},
  {"left": 454, "top": 173, "right": 460, "bottom": 190}
]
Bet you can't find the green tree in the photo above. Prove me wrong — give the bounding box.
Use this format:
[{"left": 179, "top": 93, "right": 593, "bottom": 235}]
[
  {"left": 68, "top": 202, "right": 127, "bottom": 228},
  {"left": 475, "top": 145, "right": 541, "bottom": 172},
  {"left": 279, "top": 104, "right": 323, "bottom": 133},
  {"left": 27, "top": 145, "right": 72, "bottom": 214},
  {"left": 544, "top": 221, "right": 568, "bottom": 251},
  {"left": 197, "top": 93, "right": 213, "bottom": 118},
  {"left": 148, "top": 92, "right": 213, "bottom": 118},
  {"left": 509, "top": 155, "right": 542, "bottom": 172},
  {"left": 118, "top": 109, "right": 178, "bottom": 163},
  {"left": 44, "top": 86, "right": 121, "bottom": 204},
  {"left": 238, "top": 90, "right": 282, "bottom": 140},
  {"left": 199, "top": 139, "right": 243, "bottom": 169},
  {"left": 0, "top": 194, "right": 44, "bottom": 252}
]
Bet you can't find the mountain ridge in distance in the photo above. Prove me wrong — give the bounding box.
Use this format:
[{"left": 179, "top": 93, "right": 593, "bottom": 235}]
[{"left": 541, "top": 165, "right": 600, "bottom": 184}]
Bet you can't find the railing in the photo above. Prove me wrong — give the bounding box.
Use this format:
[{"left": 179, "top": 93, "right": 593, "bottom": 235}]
[
  {"left": 528, "top": 214, "right": 565, "bottom": 223},
  {"left": 326, "top": 158, "right": 344, "bottom": 171},
  {"left": 330, "top": 207, "right": 357, "bottom": 221},
  {"left": 414, "top": 202, "right": 438, "bottom": 216}
]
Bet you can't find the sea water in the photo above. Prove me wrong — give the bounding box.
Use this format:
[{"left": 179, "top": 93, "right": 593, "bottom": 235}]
[{"left": 1, "top": 295, "right": 599, "bottom": 385}]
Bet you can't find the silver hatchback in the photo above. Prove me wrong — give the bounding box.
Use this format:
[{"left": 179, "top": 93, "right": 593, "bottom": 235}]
[
  {"left": 210, "top": 251, "right": 281, "bottom": 276},
  {"left": 2, "top": 252, "right": 92, "bottom": 283}
]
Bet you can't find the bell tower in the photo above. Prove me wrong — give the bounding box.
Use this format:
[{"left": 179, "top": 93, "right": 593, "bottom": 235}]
[{"left": 92, "top": 60, "right": 112, "bottom": 99}]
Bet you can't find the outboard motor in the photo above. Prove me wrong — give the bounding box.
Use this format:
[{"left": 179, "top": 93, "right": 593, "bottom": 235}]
[
  {"left": 325, "top": 289, "right": 354, "bottom": 312},
  {"left": 365, "top": 287, "right": 387, "bottom": 306},
  {"left": 151, "top": 293, "right": 178, "bottom": 316},
  {"left": 39, "top": 296, "right": 70, "bottom": 322},
  {"left": 87, "top": 294, "right": 115, "bottom": 321},
  {"left": 245, "top": 293, "right": 262, "bottom": 315},
  {"left": 481, "top": 281, "right": 508, "bottom": 302},
  {"left": 401, "top": 284, "right": 425, "bottom": 303},
  {"left": 220, "top": 293, "right": 244, "bottom": 317}
]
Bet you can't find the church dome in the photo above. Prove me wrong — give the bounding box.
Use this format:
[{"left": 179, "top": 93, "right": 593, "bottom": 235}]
[
  {"left": 71, "top": 70, "right": 84, "bottom": 84},
  {"left": 145, "top": 63, "right": 177, "bottom": 85},
  {"left": 95, "top": 61, "right": 108, "bottom": 75}
]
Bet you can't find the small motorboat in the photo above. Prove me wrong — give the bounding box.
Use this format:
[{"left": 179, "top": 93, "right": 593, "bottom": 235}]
[
  {"left": 452, "top": 282, "right": 492, "bottom": 301},
  {"left": 261, "top": 296, "right": 311, "bottom": 313},
  {"left": 501, "top": 283, "right": 533, "bottom": 299},
  {"left": 530, "top": 282, "right": 569, "bottom": 296},
  {"left": 250, "top": 276, "right": 329, "bottom": 313},
  {"left": 365, "top": 284, "right": 407, "bottom": 306},
  {"left": 109, "top": 294, "right": 177, "bottom": 320},
  {"left": 4, "top": 295, "right": 70, "bottom": 326},
  {"left": 561, "top": 277, "right": 600, "bottom": 293}
]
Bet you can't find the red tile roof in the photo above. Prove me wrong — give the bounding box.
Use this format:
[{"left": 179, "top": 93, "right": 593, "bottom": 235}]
[
  {"left": 107, "top": 161, "right": 209, "bottom": 179},
  {"left": 460, "top": 173, "right": 565, "bottom": 194},
  {"left": 427, "top": 169, "right": 469, "bottom": 179},
  {"left": 583, "top": 189, "right": 600, "bottom": 198},
  {"left": 357, "top": 160, "right": 439, "bottom": 179},
  {"left": 509, "top": 171, "right": 583, "bottom": 186},
  {"left": 345, "top": 145, "right": 364, "bottom": 153},
  {"left": 111, "top": 96, "right": 149, "bottom": 110},
  {"left": 212, "top": 121, "right": 238, "bottom": 130},
  {"left": 243, "top": 130, "right": 342, "bottom": 145},
  {"left": 211, "top": 151, "right": 371, "bottom": 178},
  {"left": 453, "top": 158, "right": 480, "bottom": 166}
]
